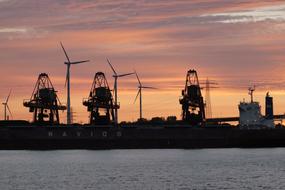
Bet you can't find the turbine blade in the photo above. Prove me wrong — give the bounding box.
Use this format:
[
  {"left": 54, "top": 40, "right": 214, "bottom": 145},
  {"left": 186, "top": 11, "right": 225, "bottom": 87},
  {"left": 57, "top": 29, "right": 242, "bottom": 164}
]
[
  {"left": 141, "top": 86, "right": 157, "bottom": 89},
  {"left": 7, "top": 105, "right": 12, "bottom": 119},
  {"left": 60, "top": 42, "right": 71, "bottom": 63},
  {"left": 6, "top": 89, "right": 11, "bottom": 103},
  {"left": 117, "top": 72, "right": 134, "bottom": 77},
  {"left": 134, "top": 70, "right": 141, "bottom": 86},
  {"left": 107, "top": 58, "right": 117, "bottom": 75},
  {"left": 134, "top": 89, "right": 140, "bottom": 104},
  {"left": 70, "top": 60, "right": 90, "bottom": 65},
  {"left": 64, "top": 66, "right": 70, "bottom": 88}
]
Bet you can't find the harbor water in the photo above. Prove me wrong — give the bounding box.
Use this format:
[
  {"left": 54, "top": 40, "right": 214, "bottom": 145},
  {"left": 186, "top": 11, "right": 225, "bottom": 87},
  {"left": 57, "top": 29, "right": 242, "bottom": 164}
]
[{"left": 0, "top": 149, "right": 284, "bottom": 190}]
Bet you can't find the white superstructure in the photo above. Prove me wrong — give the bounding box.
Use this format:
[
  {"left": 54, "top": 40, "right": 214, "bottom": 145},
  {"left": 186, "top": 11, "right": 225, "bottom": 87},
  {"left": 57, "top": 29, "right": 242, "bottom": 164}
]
[{"left": 238, "top": 87, "right": 274, "bottom": 128}]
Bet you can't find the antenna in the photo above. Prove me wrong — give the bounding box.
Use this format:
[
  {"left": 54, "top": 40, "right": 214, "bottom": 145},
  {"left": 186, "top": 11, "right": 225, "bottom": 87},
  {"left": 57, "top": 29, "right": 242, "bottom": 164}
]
[
  {"left": 200, "top": 78, "right": 219, "bottom": 119},
  {"left": 60, "top": 42, "right": 90, "bottom": 125},
  {"left": 248, "top": 85, "right": 255, "bottom": 103}
]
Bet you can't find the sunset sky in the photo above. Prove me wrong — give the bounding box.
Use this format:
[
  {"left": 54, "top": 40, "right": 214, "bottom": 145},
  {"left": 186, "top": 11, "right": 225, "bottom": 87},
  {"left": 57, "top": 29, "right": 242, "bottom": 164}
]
[{"left": 1, "top": 0, "right": 285, "bottom": 123}]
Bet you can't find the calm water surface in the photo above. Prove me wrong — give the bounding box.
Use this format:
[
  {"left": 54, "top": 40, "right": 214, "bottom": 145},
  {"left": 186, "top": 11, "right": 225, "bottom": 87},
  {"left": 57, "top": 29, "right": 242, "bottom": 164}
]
[{"left": 0, "top": 149, "right": 284, "bottom": 190}]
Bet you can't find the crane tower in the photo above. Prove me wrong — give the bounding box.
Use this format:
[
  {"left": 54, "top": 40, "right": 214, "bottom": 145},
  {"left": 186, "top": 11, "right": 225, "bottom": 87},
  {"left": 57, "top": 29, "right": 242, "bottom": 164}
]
[
  {"left": 23, "top": 73, "right": 66, "bottom": 125},
  {"left": 179, "top": 69, "right": 205, "bottom": 125},
  {"left": 83, "top": 72, "right": 118, "bottom": 125}
]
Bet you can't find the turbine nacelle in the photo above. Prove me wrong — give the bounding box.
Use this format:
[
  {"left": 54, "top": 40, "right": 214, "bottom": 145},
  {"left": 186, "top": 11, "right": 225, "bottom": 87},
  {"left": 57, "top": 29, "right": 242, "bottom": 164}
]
[
  {"left": 107, "top": 58, "right": 134, "bottom": 78},
  {"left": 64, "top": 60, "right": 90, "bottom": 65},
  {"left": 134, "top": 71, "right": 156, "bottom": 92}
]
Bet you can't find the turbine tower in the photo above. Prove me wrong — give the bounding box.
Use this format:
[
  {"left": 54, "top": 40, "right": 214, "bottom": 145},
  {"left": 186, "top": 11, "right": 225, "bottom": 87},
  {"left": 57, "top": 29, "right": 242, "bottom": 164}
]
[
  {"left": 107, "top": 58, "right": 134, "bottom": 124},
  {"left": 60, "top": 42, "right": 90, "bottom": 125},
  {"left": 134, "top": 71, "right": 156, "bottom": 120},
  {"left": 2, "top": 90, "right": 12, "bottom": 120}
]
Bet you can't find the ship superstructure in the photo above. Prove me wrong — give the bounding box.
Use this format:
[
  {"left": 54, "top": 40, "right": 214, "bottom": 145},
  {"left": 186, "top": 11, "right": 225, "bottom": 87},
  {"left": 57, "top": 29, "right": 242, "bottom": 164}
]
[{"left": 239, "top": 87, "right": 274, "bottom": 128}]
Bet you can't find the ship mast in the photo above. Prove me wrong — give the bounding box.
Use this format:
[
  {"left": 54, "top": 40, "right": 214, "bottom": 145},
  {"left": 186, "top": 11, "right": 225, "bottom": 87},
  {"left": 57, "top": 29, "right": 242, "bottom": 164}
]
[{"left": 248, "top": 86, "right": 255, "bottom": 103}]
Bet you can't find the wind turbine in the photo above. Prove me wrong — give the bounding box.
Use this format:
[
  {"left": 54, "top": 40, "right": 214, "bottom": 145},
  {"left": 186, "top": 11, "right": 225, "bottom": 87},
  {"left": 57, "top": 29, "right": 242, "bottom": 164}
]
[
  {"left": 107, "top": 58, "right": 134, "bottom": 124},
  {"left": 2, "top": 90, "right": 12, "bottom": 120},
  {"left": 60, "top": 42, "right": 90, "bottom": 125},
  {"left": 134, "top": 71, "right": 156, "bottom": 120}
]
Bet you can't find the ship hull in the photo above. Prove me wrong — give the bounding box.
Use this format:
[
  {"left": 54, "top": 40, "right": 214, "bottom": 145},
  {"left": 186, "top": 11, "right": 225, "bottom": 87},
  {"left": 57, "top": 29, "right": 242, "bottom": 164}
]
[{"left": 0, "top": 125, "right": 285, "bottom": 150}]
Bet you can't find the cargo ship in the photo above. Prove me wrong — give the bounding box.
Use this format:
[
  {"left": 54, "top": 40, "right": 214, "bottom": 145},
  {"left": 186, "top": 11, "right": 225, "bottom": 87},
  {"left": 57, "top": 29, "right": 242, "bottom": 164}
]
[
  {"left": 1, "top": 55, "right": 285, "bottom": 149},
  {"left": 1, "top": 122, "right": 285, "bottom": 150}
]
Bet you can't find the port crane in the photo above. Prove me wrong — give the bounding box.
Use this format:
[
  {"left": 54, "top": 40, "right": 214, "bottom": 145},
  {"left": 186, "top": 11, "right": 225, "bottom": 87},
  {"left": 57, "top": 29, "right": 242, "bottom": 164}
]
[
  {"left": 83, "top": 72, "right": 117, "bottom": 125},
  {"left": 180, "top": 69, "right": 205, "bottom": 125},
  {"left": 23, "top": 73, "right": 66, "bottom": 125}
]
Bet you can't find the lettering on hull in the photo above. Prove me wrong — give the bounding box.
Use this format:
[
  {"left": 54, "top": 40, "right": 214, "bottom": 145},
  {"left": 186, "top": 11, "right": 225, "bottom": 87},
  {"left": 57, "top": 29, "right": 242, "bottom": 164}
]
[{"left": 46, "top": 129, "right": 123, "bottom": 138}]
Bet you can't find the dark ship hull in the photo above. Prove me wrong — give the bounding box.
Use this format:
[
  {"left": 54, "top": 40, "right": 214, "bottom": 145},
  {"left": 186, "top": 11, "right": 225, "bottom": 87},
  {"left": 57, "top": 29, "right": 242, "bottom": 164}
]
[{"left": 0, "top": 124, "right": 285, "bottom": 150}]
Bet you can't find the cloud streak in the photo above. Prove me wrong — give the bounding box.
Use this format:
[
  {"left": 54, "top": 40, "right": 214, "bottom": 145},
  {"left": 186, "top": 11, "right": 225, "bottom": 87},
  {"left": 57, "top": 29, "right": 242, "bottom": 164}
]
[
  {"left": 203, "top": 3, "right": 285, "bottom": 23},
  {"left": 0, "top": 28, "right": 27, "bottom": 33}
]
